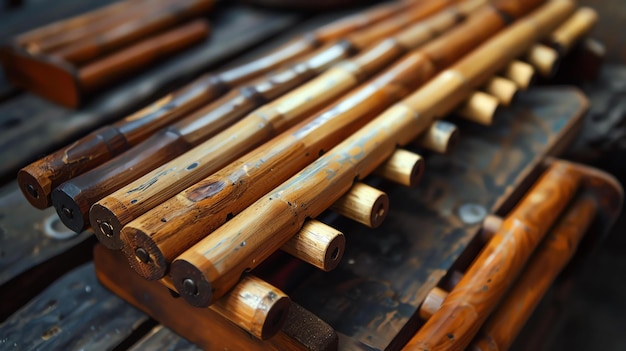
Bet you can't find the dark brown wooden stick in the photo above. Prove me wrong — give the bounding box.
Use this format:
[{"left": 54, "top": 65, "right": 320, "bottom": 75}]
[
  {"left": 79, "top": 20, "right": 210, "bottom": 92},
  {"left": 50, "top": 0, "right": 215, "bottom": 65},
  {"left": 17, "top": 0, "right": 425, "bottom": 210},
  {"left": 470, "top": 194, "right": 596, "bottom": 351},
  {"left": 167, "top": 0, "right": 575, "bottom": 308}
]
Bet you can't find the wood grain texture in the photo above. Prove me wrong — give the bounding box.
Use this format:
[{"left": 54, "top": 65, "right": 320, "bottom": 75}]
[
  {"left": 280, "top": 219, "right": 345, "bottom": 271},
  {"left": 329, "top": 182, "right": 389, "bottom": 228},
  {"left": 471, "top": 194, "right": 597, "bottom": 351},
  {"left": 168, "top": 0, "right": 574, "bottom": 308},
  {"left": 403, "top": 162, "right": 581, "bottom": 350},
  {"left": 373, "top": 148, "right": 425, "bottom": 187}
]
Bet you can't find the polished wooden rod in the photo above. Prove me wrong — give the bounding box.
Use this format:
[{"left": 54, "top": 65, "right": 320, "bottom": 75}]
[
  {"left": 404, "top": 162, "right": 580, "bottom": 350},
  {"left": 87, "top": 0, "right": 466, "bottom": 250},
  {"left": 281, "top": 219, "right": 345, "bottom": 271},
  {"left": 167, "top": 0, "right": 571, "bottom": 307},
  {"left": 471, "top": 195, "right": 596, "bottom": 351},
  {"left": 52, "top": 0, "right": 215, "bottom": 65},
  {"left": 79, "top": 20, "right": 210, "bottom": 92},
  {"left": 15, "top": 0, "right": 150, "bottom": 49},
  {"left": 17, "top": 0, "right": 417, "bottom": 210},
  {"left": 114, "top": 1, "right": 496, "bottom": 280}
]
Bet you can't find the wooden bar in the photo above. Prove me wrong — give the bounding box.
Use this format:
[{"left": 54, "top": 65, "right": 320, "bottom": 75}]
[
  {"left": 280, "top": 220, "right": 345, "bottom": 271},
  {"left": 456, "top": 91, "right": 500, "bottom": 125},
  {"left": 329, "top": 182, "right": 389, "bottom": 228},
  {"left": 373, "top": 148, "right": 425, "bottom": 187},
  {"left": 501, "top": 60, "right": 535, "bottom": 89},
  {"left": 482, "top": 76, "right": 518, "bottom": 106},
  {"left": 415, "top": 120, "right": 459, "bottom": 153}
]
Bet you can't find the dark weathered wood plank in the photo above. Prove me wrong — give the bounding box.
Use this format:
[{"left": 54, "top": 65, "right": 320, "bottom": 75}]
[{"left": 0, "top": 263, "right": 148, "bottom": 350}]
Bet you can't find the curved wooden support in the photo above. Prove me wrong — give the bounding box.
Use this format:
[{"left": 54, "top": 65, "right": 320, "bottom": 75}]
[
  {"left": 403, "top": 162, "right": 581, "bottom": 350},
  {"left": 471, "top": 195, "right": 597, "bottom": 351}
]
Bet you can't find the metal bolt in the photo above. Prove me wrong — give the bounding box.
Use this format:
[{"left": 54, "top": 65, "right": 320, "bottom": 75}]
[
  {"left": 26, "top": 184, "right": 39, "bottom": 199},
  {"left": 183, "top": 278, "right": 198, "bottom": 296},
  {"left": 62, "top": 207, "right": 73, "bottom": 219},
  {"left": 135, "top": 248, "right": 150, "bottom": 263},
  {"left": 99, "top": 221, "right": 114, "bottom": 238}
]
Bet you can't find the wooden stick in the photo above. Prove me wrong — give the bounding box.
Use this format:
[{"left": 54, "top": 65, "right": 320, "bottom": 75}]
[
  {"left": 415, "top": 120, "right": 459, "bottom": 153},
  {"left": 373, "top": 149, "right": 425, "bottom": 187},
  {"left": 15, "top": 0, "right": 148, "bottom": 48},
  {"left": 116, "top": 1, "right": 511, "bottom": 281},
  {"left": 168, "top": 0, "right": 575, "bottom": 307},
  {"left": 280, "top": 220, "right": 345, "bottom": 271},
  {"left": 482, "top": 76, "right": 518, "bottom": 106},
  {"left": 419, "top": 287, "right": 448, "bottom": 320},
  {"left": 550, "top": 7, "right": 598, "bottom": 54},
  {"left": 501, "top": 60, "right": 535, "bottom": 89},
  {"left": 159, "top": 275, "right": 290, "bottom": 340},
  {"left": 456, "top": 91, "right": 500, "bottom": 125},
  {"left": 525, "top": 43, "right": 559, "bottom": 77},
  {"left": 50, "top": 0, "right": 215, "bottom": 65},
  {"left": 79, "top": 20, "right": 210, "bottom": 92},
  {"left": 88, "top": 1, "right": 472, "bottom": 251},
  {"left": 16, "top": 0, "right": 435, "bottom": 210},
  {"left": 23, "top": 0, "right": 173, "bottom": 54},
  {"left": 471, "top": 195, "right": 597, "bottom": 351},
  {"left": 329, "top": 183, "right": 389, "bottom": 228},
  {"left": 403, "top": 162, "right": 581, "bottom": 350}
]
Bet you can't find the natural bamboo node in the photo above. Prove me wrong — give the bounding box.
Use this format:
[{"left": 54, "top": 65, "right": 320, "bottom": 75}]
[
  {"left": 374, "top": 149, "right": 425, "bottom": 187},
  {"left": 329, "top": 182, "right": 389, "bottom": 228}
]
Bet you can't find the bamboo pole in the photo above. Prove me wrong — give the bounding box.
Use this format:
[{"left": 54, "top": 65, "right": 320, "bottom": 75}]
[
  {"left": 167, "top": 0, "right": 576, "bottom": 308},
  {"left": 482, "top": 76, "right": 518, "bottom": 106},
  {"left": 87, "top": 0, "right": 474, "bottom": 250},
  {"left": 471, "top": 195, "right": 596, "bottom": 351},
  {"left": 17, "top": 0, "right": 413, "bottom": 210},
  {"left": 501, "top": 60, "right": 535, "bottom": 89},
  {"left": 115, "top": 0, "right": 521, "bottom": 281},
  {"left": 456, "top": 91, "right": 500, "bottom": 125}
]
